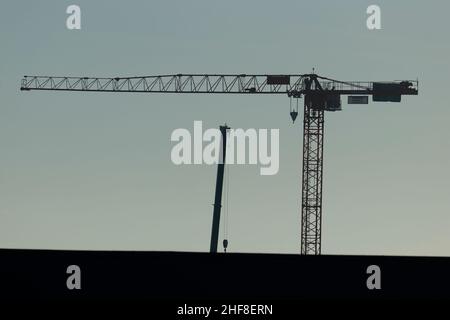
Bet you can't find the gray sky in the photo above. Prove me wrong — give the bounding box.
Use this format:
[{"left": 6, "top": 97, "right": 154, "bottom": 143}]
[{"left": 1, "top": 0, "right": 449, "bottom": 256}]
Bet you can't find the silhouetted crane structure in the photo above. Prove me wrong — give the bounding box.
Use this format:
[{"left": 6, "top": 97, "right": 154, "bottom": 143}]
[
  {"left": 20, "top": 73, "right": 418, "bottom": 254},
  {"left": 211, "top": 124, "right": 229, "bottom": 253}
]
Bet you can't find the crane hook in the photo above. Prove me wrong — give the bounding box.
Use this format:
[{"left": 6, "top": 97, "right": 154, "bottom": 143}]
[
  {"left": 290, "top": 111, "right": 298, "bottom": 123},
  {"left": 223, "top": 239, "right": 228, "bottom": 253},
  {"left": 290, "top": 97, "right": 298, "bottom": 123}
]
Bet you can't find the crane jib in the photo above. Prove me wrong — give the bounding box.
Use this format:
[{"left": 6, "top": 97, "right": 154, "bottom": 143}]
[{"left": 20, "top": 74, "right": 418, "bottom": 98}]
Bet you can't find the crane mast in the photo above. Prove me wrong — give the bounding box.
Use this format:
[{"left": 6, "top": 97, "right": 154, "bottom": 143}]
[
  {"left": 20, "top": 73, "right": 418, "bottom": 255},
  {"left": 301, "top": 103, "right": 324, "bottom": 254}
]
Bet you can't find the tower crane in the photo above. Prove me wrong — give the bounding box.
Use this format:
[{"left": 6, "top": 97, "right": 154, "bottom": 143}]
[{"left": 20, "top": 73, "right": 418, "bottom": 254}]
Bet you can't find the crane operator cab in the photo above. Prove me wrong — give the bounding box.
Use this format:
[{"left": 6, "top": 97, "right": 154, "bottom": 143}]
[
  {"left": 303, "top": 77, "right": 342, "bottom": 112},
  {"left": 306, "top": 91, "right": 342, "bottom": 112},
  {"left": 324, "top": 92, "right": 342, "bottom": 111}
]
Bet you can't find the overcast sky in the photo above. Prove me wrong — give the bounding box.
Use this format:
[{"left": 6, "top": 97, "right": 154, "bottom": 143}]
[{"left": 1, "top": 0, "right": 449, "bottom": 256}]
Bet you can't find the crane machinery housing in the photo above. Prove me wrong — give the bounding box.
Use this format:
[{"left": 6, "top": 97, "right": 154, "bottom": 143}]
[{"left": 20, "top": 73, "right": 419, "bottom": 255}]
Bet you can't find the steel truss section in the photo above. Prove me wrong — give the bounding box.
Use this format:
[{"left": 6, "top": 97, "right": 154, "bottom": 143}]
[
  {"left": 21, "top": 74, "right": 306, "bottom": 94},
  {"left": 301, "top": 99, "right": 324, "bottom": 255},
  {"left": 21, "top": 74, "right": 418, "bottom": 96}
]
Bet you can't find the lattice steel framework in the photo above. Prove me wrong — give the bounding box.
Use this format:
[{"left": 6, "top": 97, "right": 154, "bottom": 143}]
[
  {"left": 301, "top": 100, "right": 325, "bottom": 255},
  {"left": 20, "top": 74, "right": 418, "bottom": 96}
]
